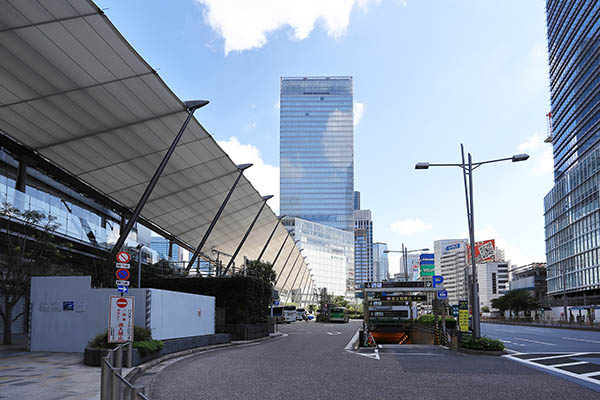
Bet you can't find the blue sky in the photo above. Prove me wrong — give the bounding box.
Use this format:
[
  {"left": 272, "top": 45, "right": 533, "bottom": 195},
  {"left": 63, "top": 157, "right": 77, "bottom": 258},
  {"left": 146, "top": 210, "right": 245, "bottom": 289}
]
[{"left": 97, "top": 0, "right": 552, "bottom": 273}]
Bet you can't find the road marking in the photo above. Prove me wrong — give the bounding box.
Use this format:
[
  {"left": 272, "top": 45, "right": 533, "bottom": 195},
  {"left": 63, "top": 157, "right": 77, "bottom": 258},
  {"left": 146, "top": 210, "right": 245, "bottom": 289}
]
[
  {"left": 527, "top": 353, "right": 588, "bottom": 361},
  {"left": 344, "top": 329, "right": 360, "bottom": 350},
  {"left": 514, "top": 337, "right": 556, "bottom": 346},
  {"left": 562, "top": 336, "right": 600, "bottom": 344},
  {"left": 504, "top": 353, "right": 600, "bottom": 389},
  {"left": 551, "top": 361, "right": 588, "bottom": 368},
  {"left": 327, "top": 331, "right": 342, "bottom": 336},
  {"left": 344, "top": 349, "right": 380, "bottom": 360}
]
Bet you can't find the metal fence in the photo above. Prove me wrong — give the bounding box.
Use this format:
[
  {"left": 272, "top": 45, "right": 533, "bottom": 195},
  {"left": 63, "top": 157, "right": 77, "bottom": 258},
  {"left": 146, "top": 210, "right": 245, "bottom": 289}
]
[
  {"left": 101, "top": 342, "right": 149, "bottom": 400},
  {"left": 481, "top": 317, "right": 600, "bottom": 331}
]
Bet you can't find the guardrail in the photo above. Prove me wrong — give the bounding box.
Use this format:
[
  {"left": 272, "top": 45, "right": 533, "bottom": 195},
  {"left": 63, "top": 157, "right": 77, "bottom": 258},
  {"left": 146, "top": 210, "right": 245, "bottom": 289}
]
[
  {"left": 481, "top": 317, "right": 600, "bottom": 330},
  {"left": 100, "top": 342, "right": 149, "bottom": 400}
]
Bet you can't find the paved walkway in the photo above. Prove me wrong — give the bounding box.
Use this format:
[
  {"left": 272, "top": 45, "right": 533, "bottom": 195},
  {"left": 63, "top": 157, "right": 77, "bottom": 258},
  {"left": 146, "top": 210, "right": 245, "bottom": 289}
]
[{"left": 0, "top": 349, "right": 100, "bottom": 400}]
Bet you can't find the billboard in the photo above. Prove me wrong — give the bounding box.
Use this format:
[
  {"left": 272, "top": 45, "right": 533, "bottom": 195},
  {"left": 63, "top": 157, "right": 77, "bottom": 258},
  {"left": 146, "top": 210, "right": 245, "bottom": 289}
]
[{"left": 467, "top": 239, "right": 496, "bottom": 263}]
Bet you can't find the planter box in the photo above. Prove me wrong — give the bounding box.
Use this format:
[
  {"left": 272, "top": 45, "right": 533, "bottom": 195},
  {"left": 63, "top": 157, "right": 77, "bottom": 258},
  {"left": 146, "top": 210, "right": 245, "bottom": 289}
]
[
  {"left": 458, "top": 347, "right": 507, "bottom": 356},
  {"left": 217, "top": 323, "right": 270, "bottom": 340},
  {"left": 84, "top": 333, "right": 231, "bottom": 367}
]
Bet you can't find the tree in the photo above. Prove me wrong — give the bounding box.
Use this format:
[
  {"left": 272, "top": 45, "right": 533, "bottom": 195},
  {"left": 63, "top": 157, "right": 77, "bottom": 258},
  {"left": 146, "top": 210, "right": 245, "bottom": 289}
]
[
  {"left": 481, "top": 306, "right": 490, "bottom": 313},
  {"left": 0, "top": 204, "right": 64, "bottom": 344},
  {"left": 245, "top": 260, "right": 276, "bottom": 286},
  {"left": 491, "top": 290, "right": 540, "bottom": 317},
  {"left": 333, "top": 295, "right": 349, "bottom": 308}
]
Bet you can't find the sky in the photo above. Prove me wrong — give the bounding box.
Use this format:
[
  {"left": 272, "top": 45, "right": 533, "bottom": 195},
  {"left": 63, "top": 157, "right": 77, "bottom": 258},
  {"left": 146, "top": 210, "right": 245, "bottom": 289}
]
[{"left": 97, "top": 0, "right": 552, "bottom": 275}]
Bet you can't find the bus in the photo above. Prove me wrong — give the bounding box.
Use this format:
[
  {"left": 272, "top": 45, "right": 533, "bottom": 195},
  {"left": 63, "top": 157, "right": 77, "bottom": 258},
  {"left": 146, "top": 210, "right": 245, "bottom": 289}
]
[
  {"left": 329, "top": 307, "right": 349, "bottom": 323},
  {"left": 296, "top": 308, "right": 307, "bottom": 321},
  {"left": 283, "top": 305, "right": 297, "bottom": 323}
]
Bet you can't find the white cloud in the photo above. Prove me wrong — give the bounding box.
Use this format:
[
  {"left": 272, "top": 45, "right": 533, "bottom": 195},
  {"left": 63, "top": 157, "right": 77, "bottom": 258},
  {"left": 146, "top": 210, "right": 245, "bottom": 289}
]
[
  {"left": 217, "top": 137, "right": 280, "bottom": 214},
  {"left": 195, "top": 0, "right": 381, "bottom": 55},
  {"left": 353, "top": 102, "right": 365, "bottom": 126},
  {"left": 517, "top": 133, "right": 553, "bottom": 176},
  {"left": 390, "top": 218, "right": 432, "bottom": 235}
]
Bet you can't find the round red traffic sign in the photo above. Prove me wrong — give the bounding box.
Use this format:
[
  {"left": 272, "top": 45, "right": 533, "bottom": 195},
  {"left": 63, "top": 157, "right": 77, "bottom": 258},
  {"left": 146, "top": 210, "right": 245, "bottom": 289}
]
[
  {"left": 116, "top": 251, "right": 131, "bottom": 263},
  {"left": 115, "top": 268, "right": 130, "bottom": 280},
  {"left": 116, "top": 298, "right": 128, "bottom": 308}
]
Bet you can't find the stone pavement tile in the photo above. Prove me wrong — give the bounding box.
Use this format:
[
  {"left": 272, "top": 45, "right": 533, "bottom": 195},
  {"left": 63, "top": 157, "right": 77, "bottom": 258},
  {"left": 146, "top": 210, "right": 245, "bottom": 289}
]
[{"left": 0, "top": 351, "right": 100, "bottom": 400}]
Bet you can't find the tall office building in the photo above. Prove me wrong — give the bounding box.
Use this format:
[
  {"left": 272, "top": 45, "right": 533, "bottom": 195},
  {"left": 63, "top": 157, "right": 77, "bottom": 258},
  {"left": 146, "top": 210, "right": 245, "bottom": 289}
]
[
  {"left": 353, "top": 191, "right": 361, "bottom": 211},
  {"left": 434, "top": 239, "right": 468, "bottom": 305},
  {"left": 354, "top": 209, "right": 373, "bottom": 289},
  {"left": 373, "top": 242, "right": 389, "bottom": 282},
  {"left": 280, "top": 76, "right": 354, "bottom": 232},
  {"left": 544, "top": 2, "right": 600, "bottom": 301}
]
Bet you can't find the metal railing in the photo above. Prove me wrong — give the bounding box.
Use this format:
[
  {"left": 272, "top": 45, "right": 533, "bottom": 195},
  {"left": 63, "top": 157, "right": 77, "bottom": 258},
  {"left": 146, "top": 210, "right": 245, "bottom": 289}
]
[
  {"left": 100, "top": 342, "right": 149, "bottom": 400},
  {"left": 481, "top": 317, "right": 600, "bottom": 330}
]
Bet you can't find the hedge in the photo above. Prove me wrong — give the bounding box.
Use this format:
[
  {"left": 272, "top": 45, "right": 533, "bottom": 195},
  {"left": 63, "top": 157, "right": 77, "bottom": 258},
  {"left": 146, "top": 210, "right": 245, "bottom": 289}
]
[
  {"left": 143, "top": 276, "right": 271, "bottom": 324},
  {"left": 415, "top": 314, "right": 457, "bottom": 329},
  {"left": 460, "top": 334, "right": 505, "bottom": 351}
]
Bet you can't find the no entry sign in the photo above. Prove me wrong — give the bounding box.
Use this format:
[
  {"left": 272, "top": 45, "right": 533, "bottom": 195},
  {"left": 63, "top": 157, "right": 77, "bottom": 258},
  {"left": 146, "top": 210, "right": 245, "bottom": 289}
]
[
  {"left": 116, "top": 251, "right": 131, "bottom": 263},
  {"left": 108, "top": 295, "right": 134, "bottom": 343}
]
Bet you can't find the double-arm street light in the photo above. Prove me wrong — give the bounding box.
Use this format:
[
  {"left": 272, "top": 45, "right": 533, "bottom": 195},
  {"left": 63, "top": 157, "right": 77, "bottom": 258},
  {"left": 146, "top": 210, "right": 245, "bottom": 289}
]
[
  {"left": 415, "top": 144, "right": 529, "bottom": 338},
  {"left": 384, "top": 245, "right": 429, "bottom": 281}
]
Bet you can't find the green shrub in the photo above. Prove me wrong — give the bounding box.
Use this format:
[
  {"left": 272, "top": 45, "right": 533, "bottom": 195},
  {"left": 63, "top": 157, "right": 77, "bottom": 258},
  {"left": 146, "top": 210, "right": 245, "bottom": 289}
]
[
  {"left": 348, "top": 313, "right": 364, "bottom": 320},
  {"left": 133, "top": 340, "right": 164, "bottom": 357},
  {"left": 88, "top": 326, "right": 154, "bottom": 349},
  {"left": 460, "top": 334, "right": 505, "bottom": 351},
  {"left": 415, "top": 314, "right": 456, "bottom": 329},
  {"left": 143, "top": 276, "right": 271, "bottom": 324}
]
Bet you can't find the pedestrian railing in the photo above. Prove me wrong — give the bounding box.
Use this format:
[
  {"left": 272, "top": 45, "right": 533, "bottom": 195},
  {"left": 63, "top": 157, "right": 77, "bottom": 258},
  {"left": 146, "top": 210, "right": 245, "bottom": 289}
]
[
  {"left": 100, "top": 342, "right": 149, "bottom": 400},
  {"left": 481, "top": 317, "right": 600, "bottom": 330}
]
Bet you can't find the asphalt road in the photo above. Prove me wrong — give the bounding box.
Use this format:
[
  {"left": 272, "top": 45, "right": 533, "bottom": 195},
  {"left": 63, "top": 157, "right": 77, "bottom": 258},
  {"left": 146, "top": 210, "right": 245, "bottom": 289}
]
[
  {"left": 145, "top": 321, "right": 599, "bottom": 399},
  {"left": 481, "top": 322, "right": 600, "bottom": 353}
]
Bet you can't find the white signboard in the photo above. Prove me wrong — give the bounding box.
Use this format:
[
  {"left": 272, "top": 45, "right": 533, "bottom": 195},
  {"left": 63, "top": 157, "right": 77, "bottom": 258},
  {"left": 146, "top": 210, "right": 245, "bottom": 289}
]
[{"left": 108, "top": 296, "right": 134, "bottom": 343}]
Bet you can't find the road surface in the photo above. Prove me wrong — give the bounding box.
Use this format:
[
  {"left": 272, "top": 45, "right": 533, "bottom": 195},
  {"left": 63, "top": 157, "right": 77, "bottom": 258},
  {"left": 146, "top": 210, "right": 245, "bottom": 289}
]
[{"left": 142, "top": 321, "right": 599, "bottom": 399}]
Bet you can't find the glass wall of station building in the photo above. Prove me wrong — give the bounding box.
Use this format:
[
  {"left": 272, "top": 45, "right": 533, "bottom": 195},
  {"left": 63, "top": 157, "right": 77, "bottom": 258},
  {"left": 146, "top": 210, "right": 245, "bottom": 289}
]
[
  {"left": 292, "top": 217, "right": 354, "bottom": 298},
  {"left": 0, "top": 147, "right": 158, "bottom": 262},
  {"left": 544, "top": 1, "right": 600, "bottom": 297},
  {"left": 280, "top": 77, "right": 354, "bottom": 232}
]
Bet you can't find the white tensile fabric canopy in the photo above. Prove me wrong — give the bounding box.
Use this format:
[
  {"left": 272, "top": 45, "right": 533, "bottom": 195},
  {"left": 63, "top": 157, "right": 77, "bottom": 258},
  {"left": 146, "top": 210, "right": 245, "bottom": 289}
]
[{"left": 0, "top": 0, "right": 312, "bottom": 296}]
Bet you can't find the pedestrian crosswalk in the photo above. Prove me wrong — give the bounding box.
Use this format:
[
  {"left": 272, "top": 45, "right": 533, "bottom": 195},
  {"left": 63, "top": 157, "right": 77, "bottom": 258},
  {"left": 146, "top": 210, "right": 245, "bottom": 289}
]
[{"left": 504, "top": 352, "right": 600, "bottom": 388}]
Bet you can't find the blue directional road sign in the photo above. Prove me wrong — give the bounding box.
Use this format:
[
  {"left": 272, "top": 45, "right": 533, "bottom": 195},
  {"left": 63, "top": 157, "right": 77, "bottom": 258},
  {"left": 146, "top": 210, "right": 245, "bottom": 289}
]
[
  {"left": 420, "top": 259, "right": 434, "bottom": 265},
  {"left": 437, "top": 290, "right": 448, "bottom": 299},
  {"left": 420, "top": 253, "right": 434, "bottom": 260},
  {"left": 117, "top": 285, "right": 129, "bottom": 293}
]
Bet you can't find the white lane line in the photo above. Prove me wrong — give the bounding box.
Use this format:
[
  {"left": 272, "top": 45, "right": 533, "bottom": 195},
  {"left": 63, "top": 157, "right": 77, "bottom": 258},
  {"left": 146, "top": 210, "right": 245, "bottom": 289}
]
[
  {"left": 504, "top": 354, "right": 600, "bottom": 387},
  {"left": 345, "top": 329, "right": 360, "bottom": 351},
  {"left": 345, "top": 349, "right": 380, "bottom": 360},
  {"left": 551, "top": 361, "right": 588, "bottom": 368},
  {"left": 581, "top": 371, "right": 600, "bottom": 378},
  {"left": 527, "top": 353, "right": 590, "bottom": 361},
  {"left": 514, "top": 337, "right": 556, "bottom": 346},
  {"left": 562, "top": 336, "right": 600, "bottom": 344}
]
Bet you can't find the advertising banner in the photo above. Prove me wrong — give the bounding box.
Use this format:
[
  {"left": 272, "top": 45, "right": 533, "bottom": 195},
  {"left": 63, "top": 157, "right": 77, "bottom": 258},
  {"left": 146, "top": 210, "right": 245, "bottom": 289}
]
[{"left": 467, "top": 239, "right": 496, "bottom": 263}]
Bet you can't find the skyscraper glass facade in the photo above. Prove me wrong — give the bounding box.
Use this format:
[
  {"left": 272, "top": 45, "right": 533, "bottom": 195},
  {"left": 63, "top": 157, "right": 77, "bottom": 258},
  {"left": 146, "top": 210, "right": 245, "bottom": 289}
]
[
  {"left": 544, "top": 1, "right": 600, "bottom": 296},
  {"left": 354, "top": 209, "right": 373, "bottom": 289},
  {"left": 280, "top": 76, "right": 354, "bottom": 232},
  {"left": 292, "top": 218, "right": 354, "bottom": 298},
  {"left": 373, "top": 242, "right": 389, "bottom": 282}
]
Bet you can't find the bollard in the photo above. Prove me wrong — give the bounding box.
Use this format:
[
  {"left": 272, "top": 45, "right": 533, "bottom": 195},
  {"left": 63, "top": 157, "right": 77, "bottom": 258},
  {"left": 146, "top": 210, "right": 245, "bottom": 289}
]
[
  {"left": 111, "top": 367, "right": 121, "bottom": 400},
  {"left": 100, "top": 358, "right": 110, "bottom": 400},
  {"left": 130, "top": 386, "right": 145, "bottom": 400},
  {"left": 115, "top": 346, "right": 123, "bottom": 369},
  {"left": 127, "top": 342, "right": 133, "bottom": 368}
]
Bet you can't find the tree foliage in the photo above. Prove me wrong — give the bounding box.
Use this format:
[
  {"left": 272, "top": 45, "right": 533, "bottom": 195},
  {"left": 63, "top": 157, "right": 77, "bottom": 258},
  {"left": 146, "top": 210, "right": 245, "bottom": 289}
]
[
  {"left": 491, "top": 289, "right": 540, "bottom": 315},
  {"left": 245, "top": 260, "right": 276, "bottom": 287},
  {"left": 0, "top": 204, "right": 66, "bottom": 344}
]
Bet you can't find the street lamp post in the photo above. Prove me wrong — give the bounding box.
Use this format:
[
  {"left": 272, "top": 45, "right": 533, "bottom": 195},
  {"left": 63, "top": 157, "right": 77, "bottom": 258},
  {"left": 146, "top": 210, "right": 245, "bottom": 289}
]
[
  {"left": 384, "top": 246, "right": 429, "bottom": 281},
  {"left": 415, "top": 144, "right": 528, "bottom": 338},
  {"left": 136, "top": 244, "right": 143, "bottom": 289}
]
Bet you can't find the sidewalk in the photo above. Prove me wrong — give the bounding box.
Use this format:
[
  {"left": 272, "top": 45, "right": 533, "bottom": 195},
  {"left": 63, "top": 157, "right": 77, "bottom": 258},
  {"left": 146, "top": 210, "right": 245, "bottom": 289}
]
[{"left": 0, "top": 345, "right": 100, "bottom": 400}]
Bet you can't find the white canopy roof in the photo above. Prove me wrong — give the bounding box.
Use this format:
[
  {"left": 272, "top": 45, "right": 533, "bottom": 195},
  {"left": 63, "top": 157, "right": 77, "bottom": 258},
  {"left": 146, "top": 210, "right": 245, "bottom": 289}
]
[{"left": 0, "top": 0, "right": 310, "bottom": 294}]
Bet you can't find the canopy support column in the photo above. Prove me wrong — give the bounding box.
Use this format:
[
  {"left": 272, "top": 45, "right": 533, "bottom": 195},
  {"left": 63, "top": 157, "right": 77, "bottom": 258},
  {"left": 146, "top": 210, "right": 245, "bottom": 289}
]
[
  {"left": 185, "top": 164, "right": 252, "bottom": 272},
  {"left": 256, "top": 216, "right": 285, "bottom": 262},
  {"left": 110, "top": 101, "right": 208, "bottom": 258},
  {"left": 274, "top": 240, "right": 299, "bottom": 286},
  {"left": 222, "top": 195, "right": 273, "bottom": 275}
]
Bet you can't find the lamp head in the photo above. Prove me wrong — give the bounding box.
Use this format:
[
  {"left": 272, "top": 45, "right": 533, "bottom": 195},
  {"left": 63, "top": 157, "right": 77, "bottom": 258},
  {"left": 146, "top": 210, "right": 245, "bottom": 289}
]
[
  {"left": 512, "top": 154, "right": 529, "bottom": 162},
  {"left": 415, "top": 162, "right": 430, "bottom": 170}
]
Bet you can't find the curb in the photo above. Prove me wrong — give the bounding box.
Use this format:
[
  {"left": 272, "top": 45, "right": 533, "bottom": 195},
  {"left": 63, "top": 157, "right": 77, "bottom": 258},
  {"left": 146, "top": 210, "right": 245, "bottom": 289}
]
[
  {"left": 457, "top": 347, "right": 507, "bottom": 356},
  {"left": 125, "top": 332, "right": 285, "bottom": 383}
]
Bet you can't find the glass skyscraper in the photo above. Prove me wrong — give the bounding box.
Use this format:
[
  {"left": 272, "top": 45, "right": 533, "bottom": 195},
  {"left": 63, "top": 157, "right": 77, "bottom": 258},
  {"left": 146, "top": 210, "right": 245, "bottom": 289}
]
[
  {"left": 544, "top": 1, "right": 600, "bottom": 299},
  {"left": 280, "top": 76, "right": 354, "bottom": 232}
]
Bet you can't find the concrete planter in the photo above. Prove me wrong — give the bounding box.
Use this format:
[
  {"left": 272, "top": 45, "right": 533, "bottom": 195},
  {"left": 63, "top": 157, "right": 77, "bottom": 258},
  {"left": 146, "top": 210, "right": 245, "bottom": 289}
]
[
  {"left": 217, "top": 323, "right": 270, "bottom": 341},
  {"left": 457, "top": 347, "right": 507, "bottom": 356},
  {"left": 83, "top": 347, "right": 111, "bottom": 366},
  {"left": 83, "top": 333, "right": 231, "bottom": 367}
]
